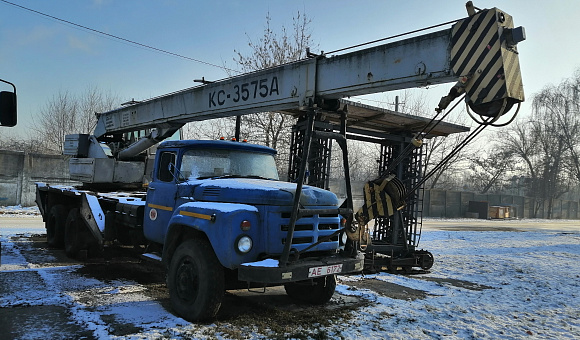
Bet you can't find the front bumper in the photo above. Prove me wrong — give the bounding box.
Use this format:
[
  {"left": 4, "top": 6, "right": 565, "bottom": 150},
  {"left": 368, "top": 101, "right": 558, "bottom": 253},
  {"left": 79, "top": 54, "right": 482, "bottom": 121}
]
[{"left": 238, "top": 252, "right": 364, "bottom": 284}]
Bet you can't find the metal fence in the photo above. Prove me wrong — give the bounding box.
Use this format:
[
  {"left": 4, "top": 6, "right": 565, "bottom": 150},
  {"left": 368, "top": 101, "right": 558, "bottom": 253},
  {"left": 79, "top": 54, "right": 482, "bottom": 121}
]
[{"left": 423, "top": 189, "right": 579, "bottom": 219}]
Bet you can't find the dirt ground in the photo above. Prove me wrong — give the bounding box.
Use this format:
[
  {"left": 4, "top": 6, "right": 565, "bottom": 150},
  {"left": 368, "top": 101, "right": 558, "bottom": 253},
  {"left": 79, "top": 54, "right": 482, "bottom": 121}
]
[
  {"left": 0, "top": 228, "right": 369, "bottom": 339},
  {"left": 1, "top": 216, "right": 578, "bottom": 339}
]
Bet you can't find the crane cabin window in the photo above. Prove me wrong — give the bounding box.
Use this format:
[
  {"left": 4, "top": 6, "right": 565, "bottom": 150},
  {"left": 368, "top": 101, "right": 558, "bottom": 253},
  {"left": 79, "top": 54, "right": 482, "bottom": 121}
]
[{"left": 180, "top": 149, "right": 279, "bottom": 181}]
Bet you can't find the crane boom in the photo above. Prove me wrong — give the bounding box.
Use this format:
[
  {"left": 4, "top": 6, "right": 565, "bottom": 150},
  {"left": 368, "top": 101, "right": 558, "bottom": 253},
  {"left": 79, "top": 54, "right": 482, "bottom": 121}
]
[
  {"left": 95, "top": 6, "right": 524, "bottom": 142},
  {"left": 96, "top": 30, "right": 452, "bottom": 137}
]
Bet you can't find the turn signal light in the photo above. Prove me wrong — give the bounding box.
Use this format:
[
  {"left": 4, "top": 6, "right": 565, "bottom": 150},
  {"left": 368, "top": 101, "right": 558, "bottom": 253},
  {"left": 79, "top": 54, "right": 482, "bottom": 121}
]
[{"left": 240, "top": 220, "right": 251, "bottom": 231}]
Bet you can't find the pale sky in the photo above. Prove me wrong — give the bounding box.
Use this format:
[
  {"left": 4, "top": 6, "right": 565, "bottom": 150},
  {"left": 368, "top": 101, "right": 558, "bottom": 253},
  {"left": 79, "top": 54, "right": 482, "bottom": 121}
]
[{"left": 1, "top": 0, "right": 578, "bottom": 138}]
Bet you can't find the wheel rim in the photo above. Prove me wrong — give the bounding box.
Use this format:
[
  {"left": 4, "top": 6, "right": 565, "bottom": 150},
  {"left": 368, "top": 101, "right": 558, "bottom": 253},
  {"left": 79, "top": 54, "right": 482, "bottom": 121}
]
[{"left": 175, "top": 256, "right": 199, "bottom": 303}]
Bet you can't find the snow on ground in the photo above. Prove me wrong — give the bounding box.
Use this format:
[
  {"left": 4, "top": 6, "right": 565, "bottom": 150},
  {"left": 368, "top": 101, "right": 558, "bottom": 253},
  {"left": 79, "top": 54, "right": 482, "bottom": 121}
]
[
  {"left": 1, "top": 209, "right": 579, "bottom": 339},
  {"left": 333, "top": 230, "right": 580, "bottom": 339},
  {"left": 0, "top": 205, "right": 40, "bottom": 217}
]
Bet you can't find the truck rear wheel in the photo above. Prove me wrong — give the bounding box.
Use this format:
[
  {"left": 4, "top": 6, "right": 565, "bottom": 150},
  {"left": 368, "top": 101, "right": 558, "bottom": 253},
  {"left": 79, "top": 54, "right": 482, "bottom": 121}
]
[
  {"left": 167, "top": 238, "right": 224, "bottom": 321},
  {"left": 284, "top": 275, "right": 337, "bottom": 305},
  {"left": 64, "top": 208, "right": 92, "bottom": 259},
  {"left": 46, "top": 204, "right": 66, "bottom": 248}
]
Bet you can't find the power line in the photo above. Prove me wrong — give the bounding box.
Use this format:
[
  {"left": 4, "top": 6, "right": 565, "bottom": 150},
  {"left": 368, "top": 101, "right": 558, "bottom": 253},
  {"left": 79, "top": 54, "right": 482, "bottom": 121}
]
[
  {"left": 325, "top": 18, "right": 461, "bottom": 55},
  {"left": 0, "top": 0, "right": 239, "bottom": 73}
]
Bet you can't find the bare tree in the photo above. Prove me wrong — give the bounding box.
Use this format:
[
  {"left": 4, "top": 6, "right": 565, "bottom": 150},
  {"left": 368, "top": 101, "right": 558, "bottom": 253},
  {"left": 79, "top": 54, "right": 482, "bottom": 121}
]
[
  {"left": 231, "top": 11, "right": 316, "bottom": 172},
  {"left": 423, "top": 132, "right": 472, "bottom": 189},
  {"left": 234, "top": 12, "right": 313, "bottom": 71},
  {"left": 33, "top": 90, "right": 78, "bottom": 154},
  {"left": 497, "top": 74, "right": 580, "bottom": 217},
  {"left": 32, "top": 87, "right": 119, "bottom": 154},
  {"left": 182, "top": 118, "right": 236, "bottom": 141},
  {"left": 78, "top": 85, "right": 119, "bottom": 134},
  {"left": 467, "top": 148, "right": 515, "bottom": 194},
  {"left": 538, "top": 71, "right": 580, "bottom": 185},
  {"left": 329, "top": 140, "right": 379, "bottom": 183},
  {"left": 524, "top": 77, "right": 579, "bottom": 216},
  {"left": 394, "top": 92, "right": 471, "bottom": 190},
  {"left": 181, "top": 13, "right": 316, "bottom": 175},
  {"left": 0, "top": 133, "right": 49, "bottom": 154}
]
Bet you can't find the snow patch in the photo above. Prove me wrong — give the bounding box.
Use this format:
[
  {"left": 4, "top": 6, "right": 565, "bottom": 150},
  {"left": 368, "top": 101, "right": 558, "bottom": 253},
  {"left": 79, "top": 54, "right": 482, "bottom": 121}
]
[
  {"left": 181, "top": 201, "right": 259, "bottom": 213},
  {"left": 241, "top": 258, "right": 279, "bottom": 267},
  {"left": 0, "top": 205, "right": 40, "bottom": 217}
]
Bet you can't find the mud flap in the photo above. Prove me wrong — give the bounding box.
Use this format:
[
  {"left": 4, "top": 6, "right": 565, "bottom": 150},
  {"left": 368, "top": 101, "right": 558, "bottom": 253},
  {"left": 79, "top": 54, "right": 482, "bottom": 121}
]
[{"left": 80, "top": 193, "right": 104, "bottom": 247}]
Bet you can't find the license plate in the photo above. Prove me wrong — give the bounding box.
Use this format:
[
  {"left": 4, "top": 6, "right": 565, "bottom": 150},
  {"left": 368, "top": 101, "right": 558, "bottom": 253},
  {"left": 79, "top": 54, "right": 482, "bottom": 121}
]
[{"left": 308, "top": 264, "right": 343, "bottom": 278}]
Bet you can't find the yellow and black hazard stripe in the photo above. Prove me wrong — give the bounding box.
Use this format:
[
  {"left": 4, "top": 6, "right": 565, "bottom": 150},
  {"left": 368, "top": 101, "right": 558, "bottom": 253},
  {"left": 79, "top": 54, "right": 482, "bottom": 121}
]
[
  {"left": 355, "top": 175, "right": 404, "bottom": 224},
  {"left": 450, "top": 8, "right": 524, "bottom": 107}
]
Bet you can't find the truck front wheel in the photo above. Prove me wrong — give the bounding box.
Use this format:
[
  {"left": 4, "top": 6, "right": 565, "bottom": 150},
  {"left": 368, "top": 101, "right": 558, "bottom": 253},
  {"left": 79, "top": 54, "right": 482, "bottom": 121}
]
[
  {"left": 167, "top": 238, "right": 224, "bottom": 321},
  {"left": 46, "top": 204, "right": 66, "bottom": 248},
  {"left": 284, "top": 275, "right": 337, "bottom": 304}
]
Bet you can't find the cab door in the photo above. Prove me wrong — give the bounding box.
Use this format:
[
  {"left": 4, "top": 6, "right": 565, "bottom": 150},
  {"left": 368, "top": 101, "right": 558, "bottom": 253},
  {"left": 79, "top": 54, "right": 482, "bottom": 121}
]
[{"left": 143, "top": 150, "right": 179, "bottom": 244}]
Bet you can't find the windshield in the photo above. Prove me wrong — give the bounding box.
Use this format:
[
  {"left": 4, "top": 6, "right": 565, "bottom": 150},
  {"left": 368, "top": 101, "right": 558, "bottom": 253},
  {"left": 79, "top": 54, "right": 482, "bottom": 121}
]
[{"left": 179, "top": 148, "right": 279, "bottom": 181}]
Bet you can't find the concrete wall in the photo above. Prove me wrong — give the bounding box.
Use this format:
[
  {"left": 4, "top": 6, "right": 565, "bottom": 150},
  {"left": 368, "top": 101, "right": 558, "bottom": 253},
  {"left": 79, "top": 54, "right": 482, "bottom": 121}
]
[
  {"left": 0, "top": 150, "right": 77, "bottom": 206},
  {"left": 423, "top": 189, "right": 579, "bottom": 219}
]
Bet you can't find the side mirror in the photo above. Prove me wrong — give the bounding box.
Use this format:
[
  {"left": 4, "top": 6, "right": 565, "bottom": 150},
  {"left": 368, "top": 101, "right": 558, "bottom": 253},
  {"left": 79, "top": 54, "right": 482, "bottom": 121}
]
[
  {"left": 0, "top": 91, "right": 17, "bottom": 127},
  {"left": 0, "top": 79, "right": 17, "bottom": 127}
]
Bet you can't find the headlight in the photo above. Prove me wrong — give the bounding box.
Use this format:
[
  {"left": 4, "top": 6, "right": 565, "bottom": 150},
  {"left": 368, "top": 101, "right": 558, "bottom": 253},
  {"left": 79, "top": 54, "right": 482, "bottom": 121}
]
[{"left": 237, "top": 235, "right": 253, "bottom": 253}]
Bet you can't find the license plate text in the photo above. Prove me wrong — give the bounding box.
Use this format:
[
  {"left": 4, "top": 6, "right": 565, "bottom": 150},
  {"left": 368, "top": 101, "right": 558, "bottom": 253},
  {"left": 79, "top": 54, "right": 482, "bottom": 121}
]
[{"left": 308, "top": 264, "right": 343, "bottom": 278}]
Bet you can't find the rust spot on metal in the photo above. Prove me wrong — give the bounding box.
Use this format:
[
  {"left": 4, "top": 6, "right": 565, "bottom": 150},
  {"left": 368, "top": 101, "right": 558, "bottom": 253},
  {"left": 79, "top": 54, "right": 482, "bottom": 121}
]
[{"left": 394, "top": 58, "right": 401, "bottom": 64}]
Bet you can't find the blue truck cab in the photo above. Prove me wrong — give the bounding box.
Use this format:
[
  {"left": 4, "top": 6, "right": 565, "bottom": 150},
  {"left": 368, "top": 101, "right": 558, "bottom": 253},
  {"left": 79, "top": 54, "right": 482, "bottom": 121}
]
[{"left": 144, "top": 140, "right": 363, "bottom": 320}]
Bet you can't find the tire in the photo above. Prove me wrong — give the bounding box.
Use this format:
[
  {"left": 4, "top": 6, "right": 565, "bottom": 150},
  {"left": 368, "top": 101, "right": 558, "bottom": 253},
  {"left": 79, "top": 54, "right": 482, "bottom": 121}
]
[
  {"left": 419, "top": 251, "right": 434, "bottom": 270},
  {"left": 46, "top": 204, "right": 67, "bottom": 248},
  {"left": 64, "top": 208, "right": 90, "bottom": 259},
  {"left": 284, "top": 275, "right": 337, "bottom": 305},
  {"left": 167, "top": 238, "right": 225, "bottom": 321}
]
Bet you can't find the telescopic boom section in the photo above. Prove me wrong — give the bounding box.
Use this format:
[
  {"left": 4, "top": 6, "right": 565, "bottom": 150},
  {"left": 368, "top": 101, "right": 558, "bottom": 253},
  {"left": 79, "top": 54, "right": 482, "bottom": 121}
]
[{"left": 94, "top": 6, "right": 524, "bottom": 140}]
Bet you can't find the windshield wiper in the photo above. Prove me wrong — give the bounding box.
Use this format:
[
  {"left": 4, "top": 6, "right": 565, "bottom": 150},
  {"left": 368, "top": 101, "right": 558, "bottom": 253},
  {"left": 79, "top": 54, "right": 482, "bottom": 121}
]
[
  {"left": 242, "top": 175, "right": 275, "bottom": 180},
  {"left": 213, "top": 175, "right": 275, "bottom": 180},
  {"left": 194, "top": 174, "right": 276, "bottom": 180}
]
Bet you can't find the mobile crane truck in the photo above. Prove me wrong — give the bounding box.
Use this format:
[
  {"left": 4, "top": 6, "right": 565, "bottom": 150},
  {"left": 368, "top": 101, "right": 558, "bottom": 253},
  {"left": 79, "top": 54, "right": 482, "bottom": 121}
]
[{"left": 32, "top": 2, "right": 524, "bottom": 321}]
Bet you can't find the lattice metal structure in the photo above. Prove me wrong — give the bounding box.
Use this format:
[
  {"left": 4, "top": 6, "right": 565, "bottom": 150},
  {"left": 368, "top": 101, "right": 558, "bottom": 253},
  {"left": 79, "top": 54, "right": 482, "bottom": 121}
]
[
  {"left": 372, "top": 138, "right": 426, "bottom": 252},
  {"left": 288, "top": 118, "right": 333, "bottom": 190},
  {"left": 286, "top": 100, "right": 467, "bottom": 271},
  {"left": 289, "top": 118, "right": 427, "bottom": 247}
]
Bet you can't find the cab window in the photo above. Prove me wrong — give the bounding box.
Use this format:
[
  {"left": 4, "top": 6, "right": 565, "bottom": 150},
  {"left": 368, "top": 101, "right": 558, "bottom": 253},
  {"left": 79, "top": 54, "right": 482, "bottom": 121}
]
[{"left": 157, "top": 151, "right": 177, "bottom": 182}]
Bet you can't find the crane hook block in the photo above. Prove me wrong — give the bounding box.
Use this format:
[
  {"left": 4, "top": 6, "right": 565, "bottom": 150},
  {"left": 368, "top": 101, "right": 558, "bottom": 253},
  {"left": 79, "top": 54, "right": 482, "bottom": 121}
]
[
  {"left": 353, "top": 174, "right": 406, "bottom": 227},
  {"left": 450, "top": 7, "right": 525, "bottom": 118},
  {"left": 346, "top": 175, "right": 406, "bottom": 241}
]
